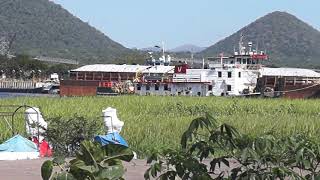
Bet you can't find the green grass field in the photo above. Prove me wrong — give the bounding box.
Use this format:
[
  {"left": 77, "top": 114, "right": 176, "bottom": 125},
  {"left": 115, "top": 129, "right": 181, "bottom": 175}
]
[{"left": 0, "top": 96, "right": 320, "bottom": 155}]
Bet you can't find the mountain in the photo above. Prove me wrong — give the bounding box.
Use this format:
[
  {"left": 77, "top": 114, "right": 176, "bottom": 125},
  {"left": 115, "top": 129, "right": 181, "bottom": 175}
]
[
  {"left": 140, "top": 47, "right": 162, "bottom": 52},
  {"left": 169, "top": 44, "right": 206, "bottom": 53},
  {"left": 200, "top": 11, "right": 320, "bottom": 68},
  {"left": 0, "top": 0, "right": 132, "bottom": 64}
]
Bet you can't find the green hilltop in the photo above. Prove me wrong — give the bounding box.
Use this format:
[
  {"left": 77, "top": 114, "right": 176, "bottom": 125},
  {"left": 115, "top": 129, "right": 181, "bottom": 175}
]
[
  {"left": 0, "top": 0, "right": 138, "bottom": 64},
  {"left": 200, "top": 11, "right": 320, "bottom": 68},
  {"left": 1, "top": 2, "right": 319, "bottom": 68}
]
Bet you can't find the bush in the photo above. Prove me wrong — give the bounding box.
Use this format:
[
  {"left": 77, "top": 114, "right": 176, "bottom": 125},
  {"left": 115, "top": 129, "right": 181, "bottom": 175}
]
[
  {"left": 145, "top": 114, "right": 320, "bottom": 179},
  {"left": 41, "top": 141, "right": 134, "bottom": 180},
  {"left": 45, "top": 115, "right": 104, "bottom": 156}
]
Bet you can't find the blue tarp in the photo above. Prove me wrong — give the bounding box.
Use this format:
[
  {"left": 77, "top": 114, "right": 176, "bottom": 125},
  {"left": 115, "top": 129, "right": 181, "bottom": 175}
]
[
  {"left": 0, "top": 135, "right": 38, "bottom": 152},
  {"left": 94, "top": 132, "right": 128, "bottom": 147}
]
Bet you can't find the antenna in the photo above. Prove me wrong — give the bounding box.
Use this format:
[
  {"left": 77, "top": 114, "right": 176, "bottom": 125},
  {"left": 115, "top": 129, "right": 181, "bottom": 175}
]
[
  {"left": 202, "top": 58, "right": 205, "bottom": 69},
  {"left": 239, "top": 33, "right": 245, "bottom": 55},
  {"left": 248, "top": 42, "right": 253, "bottom": 52},
  {"left": 256, "top": 38, "right": 259, "bottom": 54},
  {"left": 162, "top": 41, "right": 165, "bottom": 58},
  {"left": 220, "top": 53, "right": 223, "bottom": 65}
]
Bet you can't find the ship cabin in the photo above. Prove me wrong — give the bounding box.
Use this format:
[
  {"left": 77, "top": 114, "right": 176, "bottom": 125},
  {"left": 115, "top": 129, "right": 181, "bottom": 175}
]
[
  {"left": 135, "top": 52, "right": 268, "bottom": 97},
  {"left": 205, "top": 53, "right": 268, "bottom": 96},
  {"left": 135, "top": 64, "right": 211, "bottom": 96}
]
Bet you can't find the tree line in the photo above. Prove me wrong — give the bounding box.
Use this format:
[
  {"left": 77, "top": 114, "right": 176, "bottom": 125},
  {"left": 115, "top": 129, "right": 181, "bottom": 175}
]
[{"left": 0, "top": 55, "right": 76, "bottom": 80}]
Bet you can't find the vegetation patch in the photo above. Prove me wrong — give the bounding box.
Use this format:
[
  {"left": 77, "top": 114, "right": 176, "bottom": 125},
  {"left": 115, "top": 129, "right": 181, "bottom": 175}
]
[{"left": 1, "top": 96, "right": 320, "bottom": 156}]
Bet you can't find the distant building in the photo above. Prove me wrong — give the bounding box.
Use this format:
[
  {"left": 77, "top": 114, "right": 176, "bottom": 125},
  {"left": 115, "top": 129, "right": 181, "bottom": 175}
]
[{"left": 60, "top": 64, "right": 174, "bottom": 96}]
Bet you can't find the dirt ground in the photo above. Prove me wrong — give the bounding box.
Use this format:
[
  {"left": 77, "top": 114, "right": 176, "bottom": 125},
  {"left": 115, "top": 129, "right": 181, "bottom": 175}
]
[{"left": 0, "top": 159, "right": 149, "bottom": 180}]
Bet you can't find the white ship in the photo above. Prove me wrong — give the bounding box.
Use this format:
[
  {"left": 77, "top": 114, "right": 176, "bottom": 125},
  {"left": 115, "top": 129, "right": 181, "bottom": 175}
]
[
  {"left": 64, "top": 37, "right": 320, "bottom": 98},
  {"left": 135, "top": 37, "right": 267, "bottom": 96}
]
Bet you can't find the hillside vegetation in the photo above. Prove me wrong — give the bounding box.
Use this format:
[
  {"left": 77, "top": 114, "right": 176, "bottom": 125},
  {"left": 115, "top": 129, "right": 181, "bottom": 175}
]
[
  {"left": 200, "top": 11, "right": 320, "bottom": 68},
  {"left": 0, "top": 0, "right": 138, "bottom": 64}
]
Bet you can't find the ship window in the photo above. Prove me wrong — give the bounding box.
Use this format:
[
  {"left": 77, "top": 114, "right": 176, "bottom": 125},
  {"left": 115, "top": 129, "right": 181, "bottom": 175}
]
[
  {"left": 227, "top": 85, "right": 232, "bottom": 91},
  {"left": 242, "top": 59, "right": 246, "bottom": 64},
  {"left": 146, "top": 84, "right": 150, "bottom": 91},
  {"left": 228, "top": 72, "right": 232, "bottom": 78},
  {"left": 208, "top": 85, "right": 213, "bottom": 91},
  {"left": 164, "top": 84, "right": 169, "bottom": 91},
  {"left": 155, "top": 84, "right": 159, "bottom": 91},
  {"left": 136, "top": 84, "right": 141, "bottom": 91},
  {"left": 238, "top": 72, "right": 241, "bottom": 78},
  {"left": 218, "top": 71, "right": 222, "bottom": 77},
  {"left": 237, "top": 58, "right": 242, "bottom": 64},
  {"left": 70, "top": 72, "right": 77, "bottom": 80}
]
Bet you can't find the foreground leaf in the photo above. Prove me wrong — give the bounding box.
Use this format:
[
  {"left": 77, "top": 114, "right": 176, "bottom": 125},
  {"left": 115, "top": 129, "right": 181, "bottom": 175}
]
[{"left": 41, "top": 160, "right": 53, "bottom": 180}]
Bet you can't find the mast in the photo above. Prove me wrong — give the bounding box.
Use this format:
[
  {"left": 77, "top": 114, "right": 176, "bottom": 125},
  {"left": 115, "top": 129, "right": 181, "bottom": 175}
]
[
  {"left": 239, "top": 33, "right": 245, "bottom": 55},
  {"left": 220, "top": 53, "right": 223, "bottom": 65},
  {"left": 202, "top": 58, "right": 205, "bottom": 69},
  {"left": 162, "top": 41, "right": 165, "bottom": 58}
]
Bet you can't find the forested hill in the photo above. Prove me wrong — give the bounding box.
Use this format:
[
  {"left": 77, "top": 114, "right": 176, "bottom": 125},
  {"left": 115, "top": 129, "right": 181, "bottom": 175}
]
[
  {"left": 0, "top": 0, "right": 133, "bottom": 64},
  {"left": 200, "top": 11, "right": 320, "bottom": 68}
]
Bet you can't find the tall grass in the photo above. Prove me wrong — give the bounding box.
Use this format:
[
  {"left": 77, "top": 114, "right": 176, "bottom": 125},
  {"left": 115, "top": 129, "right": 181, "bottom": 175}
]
[{"left": 1, "top": 96, "right": 320, "bottom": 155}]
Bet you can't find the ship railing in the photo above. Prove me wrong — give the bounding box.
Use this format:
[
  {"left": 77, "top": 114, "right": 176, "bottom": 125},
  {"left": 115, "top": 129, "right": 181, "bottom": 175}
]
[
  {"left": 173, "top": 74, "right": 202, "bottom": 83},
  {"left": 246, "top": 64, "right": 262, "bottom": 70},
  {"left": 0, "top": 81, "right": 37, "bottom": 89},
  {"left": 209, "top": 64, "right": 224, "bottom": 68}
]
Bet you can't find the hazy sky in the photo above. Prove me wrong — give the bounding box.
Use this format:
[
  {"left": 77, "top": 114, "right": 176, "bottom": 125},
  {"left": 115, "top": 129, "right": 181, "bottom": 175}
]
[{"left": 52, "top": 0, "right": 319, "bottom": 49}]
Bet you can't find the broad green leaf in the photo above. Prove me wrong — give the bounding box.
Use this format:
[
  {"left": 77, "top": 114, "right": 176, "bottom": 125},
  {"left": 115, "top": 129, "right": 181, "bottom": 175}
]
[
  {"left": 41, "top": 160, "right": 53, "bottom": 180},
  {"left": 76, "top": 141, "right": 100, "bottom": 168},
  {"left": 54, "top": 172, "right": 77, "bottom": 180},
  {"left": 52, "top": 156, "right": 66, "bottom": 166},
  {"left": 103, "top": 144, "right": 134, "bottom": 162},
  {"left": 97, "top": 164, "right": 125, "bottom": 180},
  {"left": 70, "top": 159, "right": 98, "bottom": 174},
  {"left": 146, "top": 152, "right": 159, "bottom": 164}
]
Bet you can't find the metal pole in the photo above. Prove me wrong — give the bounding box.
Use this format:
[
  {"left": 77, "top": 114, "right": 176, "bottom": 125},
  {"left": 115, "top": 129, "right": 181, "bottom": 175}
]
[
  {"left": 11, "top": 113, "right": 14, "bottom": 136},
  {"left": 36, "top": 106, "right": 40, "bottom": 150}
]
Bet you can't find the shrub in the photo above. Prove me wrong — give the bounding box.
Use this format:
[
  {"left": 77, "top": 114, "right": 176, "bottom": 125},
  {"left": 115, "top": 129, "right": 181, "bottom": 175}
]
[
  {"left": 41, "top": 141, "right": 134, "bottom": 180},
  {"left": 45, "top": 115, "right": 103, "bottom": 156},
  {"left": 145, "top": 114, "right": 320, "bottom": 179}
]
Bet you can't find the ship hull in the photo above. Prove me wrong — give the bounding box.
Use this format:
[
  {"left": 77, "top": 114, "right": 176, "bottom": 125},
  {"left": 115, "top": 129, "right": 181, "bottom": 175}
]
[
  {"left": 257, "top": 76, "right": 320, "bottom": 99},
  {"left": 280, "top": 85, "right": 320, "bottom": 99}
]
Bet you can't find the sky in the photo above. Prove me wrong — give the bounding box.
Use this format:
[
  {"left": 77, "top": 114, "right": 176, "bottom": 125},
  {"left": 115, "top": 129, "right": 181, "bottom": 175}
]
[{"left": 52, "top": 0, "right": 320, "bottom": 49}]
